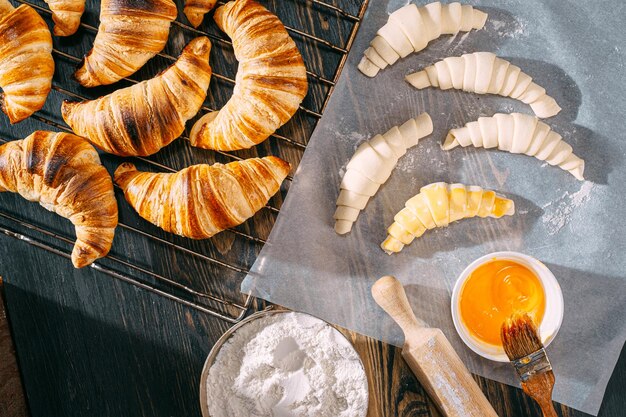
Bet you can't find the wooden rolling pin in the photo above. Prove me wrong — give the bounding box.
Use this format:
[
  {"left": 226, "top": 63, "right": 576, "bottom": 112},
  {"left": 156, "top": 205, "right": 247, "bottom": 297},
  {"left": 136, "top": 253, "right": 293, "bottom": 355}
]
[{"left": 372, "top": 276, "right": 499, "bottom": 417}]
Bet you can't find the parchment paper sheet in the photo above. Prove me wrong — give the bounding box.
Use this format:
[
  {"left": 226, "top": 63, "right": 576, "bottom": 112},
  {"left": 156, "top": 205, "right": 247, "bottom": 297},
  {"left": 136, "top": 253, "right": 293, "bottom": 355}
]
[{"left": 242, "top": 1, "right": 626, "bottom": 414}]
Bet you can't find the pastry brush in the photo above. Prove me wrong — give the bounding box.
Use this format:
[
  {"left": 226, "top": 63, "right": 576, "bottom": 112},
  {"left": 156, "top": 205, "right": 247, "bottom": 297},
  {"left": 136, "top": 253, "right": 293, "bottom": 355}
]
[{"left": 501, "top": 313, "right": 558, "bottom": 417}]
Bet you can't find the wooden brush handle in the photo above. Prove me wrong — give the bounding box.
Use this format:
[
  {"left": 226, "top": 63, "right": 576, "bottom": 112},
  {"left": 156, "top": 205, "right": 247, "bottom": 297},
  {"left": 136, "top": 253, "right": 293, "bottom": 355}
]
[
  {"left": 522, "top": 373, "right": 558, "bottom": 417},
  {"left": 371, "top": 275, "right": 423, "bottom": 338},
  {"left": 372, "top": 276, "right": 500, "bottom": 417}
]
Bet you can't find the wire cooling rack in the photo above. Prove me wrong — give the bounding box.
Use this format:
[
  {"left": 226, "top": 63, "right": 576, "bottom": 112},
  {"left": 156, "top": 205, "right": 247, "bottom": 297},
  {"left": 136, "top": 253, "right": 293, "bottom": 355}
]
[{"left": 0, "top": 0, "right": 369, "bottom": 323}]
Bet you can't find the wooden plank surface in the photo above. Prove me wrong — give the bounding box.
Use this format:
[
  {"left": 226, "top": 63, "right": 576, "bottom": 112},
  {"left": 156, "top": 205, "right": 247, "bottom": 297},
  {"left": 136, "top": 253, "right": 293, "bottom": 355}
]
[
  {"left": 0, "top": 0, "right": 624, "bottom": 416},
  {"left": 0, "top": 279, "right": 29, "bottom": 417}
]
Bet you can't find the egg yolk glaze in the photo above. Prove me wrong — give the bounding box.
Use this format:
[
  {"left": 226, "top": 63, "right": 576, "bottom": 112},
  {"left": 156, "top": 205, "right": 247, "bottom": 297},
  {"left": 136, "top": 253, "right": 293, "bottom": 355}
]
[{"left": 459, "top": 259, "right": 546, "bottom": 346}]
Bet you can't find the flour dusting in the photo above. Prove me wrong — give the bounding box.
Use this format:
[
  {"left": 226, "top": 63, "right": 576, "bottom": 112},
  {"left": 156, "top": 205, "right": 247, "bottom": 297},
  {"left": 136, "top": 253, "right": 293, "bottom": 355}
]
[
  {"left": 541, "top": 182, "right": 594, "bottom": 235},
  {"left": 488, "top": 18, "right": 527, "bottom": 39}
]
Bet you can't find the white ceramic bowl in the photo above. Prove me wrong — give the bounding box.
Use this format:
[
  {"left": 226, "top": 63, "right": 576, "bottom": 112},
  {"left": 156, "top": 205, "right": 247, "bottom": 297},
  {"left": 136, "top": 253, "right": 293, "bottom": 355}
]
[{"left": 451, "top": 251, "right": 564, "bottom": 362}]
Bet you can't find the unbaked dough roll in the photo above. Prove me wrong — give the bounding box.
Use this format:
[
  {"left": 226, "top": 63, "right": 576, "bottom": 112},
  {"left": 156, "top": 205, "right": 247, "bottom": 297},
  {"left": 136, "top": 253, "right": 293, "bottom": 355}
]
[
  {"left": 334, "top": 113, "right": 433, "bottom": 235},
  {"left": 381, "top": 183, "right": 514, "bottom": 254},
  {"left": 358, "top": 2, "right": 487, "bottom": 77},
  {"left": 406, "top": 52, "right": 562, "bottom": 118},
  {"left": 443, "top": 113, "right": 584, "bottom": 180}
]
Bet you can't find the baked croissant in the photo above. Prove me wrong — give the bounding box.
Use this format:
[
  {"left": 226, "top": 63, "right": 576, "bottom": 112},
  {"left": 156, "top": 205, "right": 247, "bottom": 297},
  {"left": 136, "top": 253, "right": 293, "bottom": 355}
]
[
  {"left": 44, "top": 0, "right": 85, "bottom": 36},
  {"left": 62, "top": 37, "right": 213, "bottom": 157},
  {"left": 358, "top": 2, "right": 487, "bottom": 77},
  {"left": 114, "top": 157, "right": 290, "bottom": 239},
  {"left": 74, "top": 0, "right": 177, "bottom": 87},
  {"left": 184, "top": 0, "right": 216, "bottom": 27},
  {"left": 0, "top": 131, "right": 118, "bottom": 268},
  {"left": 0, "top": 1, "right": 54, "bottom": 124},
  {"left": 335, "top": 113, "right": 433, "bottom": 235},
  {"left": 444, "top": 113, "right": 584, "bottom": 180},
  {"left": 189, "top": 0, "right": 308, "bottom": 151},
  {"left": 406, "top": 52, "right": 562, "bottom": 118},
  {"left": 381, "top": 182, "right": 514, "bottom": 254}
]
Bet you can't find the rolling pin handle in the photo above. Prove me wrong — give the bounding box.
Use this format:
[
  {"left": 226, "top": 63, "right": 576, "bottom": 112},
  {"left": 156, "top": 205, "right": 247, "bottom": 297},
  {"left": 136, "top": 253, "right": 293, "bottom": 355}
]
[{"left": 371, "top": 276, "right": 423, "bottom": 339}]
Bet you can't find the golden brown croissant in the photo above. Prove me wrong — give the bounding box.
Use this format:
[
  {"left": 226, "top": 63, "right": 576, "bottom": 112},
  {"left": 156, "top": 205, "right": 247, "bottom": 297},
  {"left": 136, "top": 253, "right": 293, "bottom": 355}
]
[
  {"left": 0, "top": 131, "right": 118, "bottom": 268},
  {"left": 0, "top": 1, "right": 54, "bottom": 124},
  {"left": 114, "top": 157, "right": 290, "bottom": 239},
  {"left": 62, "top": 37, "right": 213, "bottom": 157},
  {"left": 44, "top": 0, "right": 85, "bottom": 36},
  {"left": 74, "top": 0, "right": 177, "bottom": 87},
  {"left": 189, "top": 0, "right": 308, "bottom": 151},
  {"left": 184, "top": 0, "right": 216, "bottom": 27}
]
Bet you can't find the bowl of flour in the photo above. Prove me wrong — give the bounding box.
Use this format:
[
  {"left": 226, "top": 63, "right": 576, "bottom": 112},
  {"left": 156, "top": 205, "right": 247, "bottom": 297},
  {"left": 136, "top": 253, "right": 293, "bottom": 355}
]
[{"left": 200, "top": 309, "right": 369, "bottom": 417}]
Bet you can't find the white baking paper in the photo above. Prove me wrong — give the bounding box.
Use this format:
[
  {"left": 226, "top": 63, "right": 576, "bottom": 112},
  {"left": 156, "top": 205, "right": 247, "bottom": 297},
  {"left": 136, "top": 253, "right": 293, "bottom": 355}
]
[{"left": 242, "top": 1, "right": 626, "bottom": 414}]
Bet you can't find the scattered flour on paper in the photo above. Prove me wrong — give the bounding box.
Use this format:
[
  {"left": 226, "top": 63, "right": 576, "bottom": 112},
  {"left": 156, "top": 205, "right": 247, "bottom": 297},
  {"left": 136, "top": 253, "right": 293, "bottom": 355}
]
[
  {"left": 346, "top": 131, "right": 368, "bottom": 145},
  {"left": 489, "top": 18, "right": 527, "bottom": 39},
  {"left": 206, "top": 312, "right": 368, "bottom": 417},
  {"left": 541, "top": 182, "right": 594, "bottom": 235}
]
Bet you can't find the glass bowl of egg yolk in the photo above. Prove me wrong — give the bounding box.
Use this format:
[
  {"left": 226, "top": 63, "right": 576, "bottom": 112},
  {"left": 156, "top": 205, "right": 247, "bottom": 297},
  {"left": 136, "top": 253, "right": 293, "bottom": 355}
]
[{"left": 451, "top": 251, "right": 564, "bottom": 362}]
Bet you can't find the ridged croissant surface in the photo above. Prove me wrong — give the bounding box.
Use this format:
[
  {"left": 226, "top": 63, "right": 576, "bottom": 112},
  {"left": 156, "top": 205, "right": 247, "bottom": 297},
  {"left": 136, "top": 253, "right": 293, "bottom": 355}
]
[
  {"left": 0, "top": 1, "right": 54, "bottom": 124},
  {"left": 0, "top": 131, "right": 118, "bottom": 268},
  {"left": 381, "top": 183, "right": 514, "bottom": 254},
  {"left": 406, "top": 52, "right": 561, "bottom": 118},
  {"left": 62, "top": 37, "right": 213, "bottom": 157},
  {"left": 444, "top": 113, "right": 584, "bottom": 180},
  {"left": 189, "top": 0, "right": 308, "bottom": 151},
  {"left": 74, "top": 0, "right": 177, "bottom": 87},
  {"left": 114, "top": 157, "right": 290, "bottom": 239},
  {"left": 184, "top": 0, "right": 216, "bottom": 27},
  {"left": 359, "top": 2, "right": 487, "bottom": 77},
  {"left": 44, "top": 0, "right": 85, "bottom": 36},
  {"left": 335, "top": 113, "right": 433, "bottom": 235}
]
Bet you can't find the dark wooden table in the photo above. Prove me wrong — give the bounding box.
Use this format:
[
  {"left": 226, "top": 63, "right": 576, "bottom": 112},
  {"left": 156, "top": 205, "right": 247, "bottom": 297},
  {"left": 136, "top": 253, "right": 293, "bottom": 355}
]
[{"left": 0, "top": 0, "right": 624, "bottom": 416}]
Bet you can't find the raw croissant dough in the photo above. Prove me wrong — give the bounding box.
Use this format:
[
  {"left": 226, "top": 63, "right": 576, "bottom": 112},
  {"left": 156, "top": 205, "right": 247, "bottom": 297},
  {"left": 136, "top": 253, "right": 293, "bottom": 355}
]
[
  {"left": 358, "top": 2, "right": 487, "bottom": 77},
  {"left": 62, "top": 37, "right": 212, "bottom": 157},
  {"left": 334, "top": 113, "right": 433, "bottom": 235},
  {"left": 381, "top": 182, "right": 514, "bottom": 254},
  {"left": 406, "top": 52, "right": 562, "bottom": 118},
  {"left": 0, "top": 0, "right": 54, "bottom": 124},
  {"left": 444, "top": 113, "right": 584, "bottom": 180}
]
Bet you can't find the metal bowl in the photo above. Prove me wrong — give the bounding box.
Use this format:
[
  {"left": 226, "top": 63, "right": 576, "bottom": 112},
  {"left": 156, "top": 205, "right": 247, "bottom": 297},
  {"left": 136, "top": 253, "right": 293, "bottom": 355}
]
[{"left": 199, "top": 307, "right": 369, "bottom": 417}]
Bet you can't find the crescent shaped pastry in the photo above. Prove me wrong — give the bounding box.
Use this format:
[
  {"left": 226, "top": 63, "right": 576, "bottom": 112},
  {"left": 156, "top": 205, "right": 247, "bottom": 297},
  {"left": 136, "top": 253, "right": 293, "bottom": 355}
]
[
  {"left": 406, "top": 52, "right": 562, "bottom": 118},
  {"left": 381, "top": 182, "right": 514, "bottom": 254},
  {"left": 0, "top": 1, "right": 54, "bottom": 124},
  {"left": 443, "top": 113, "right": 584, "bottom": 180},
  {"left": 74, "top": 0, "right": 177, "bottom": 87},
  {"left": 62, "top": 37, "right": 213, "bottom": 157},
  {"left": 335, "top": 113, "right": 434, "bottom": 235},
  {"left": 0, "top": 131, "right": 118, "bottom": 268},
  {"left": 184, "top": 0, "right": 217, "bottom": 27},
  {"left": 114, "top": 157, "right": 291, "bottom": 239},
  {"left": 358, "top": 2, "right": 488, "bottom": 77},
  {"left": 189, "top": 0, "right": 308, "bottom": 151},
  {"left": 44, "top": 0, "right": 85, "bottom": 36}
]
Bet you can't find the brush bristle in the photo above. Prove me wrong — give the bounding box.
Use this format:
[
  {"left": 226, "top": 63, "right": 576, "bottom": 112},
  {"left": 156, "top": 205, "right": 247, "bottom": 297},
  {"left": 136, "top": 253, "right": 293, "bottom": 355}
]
[{"left": 501, "top": 313, "right": 544, "bottom": 360}]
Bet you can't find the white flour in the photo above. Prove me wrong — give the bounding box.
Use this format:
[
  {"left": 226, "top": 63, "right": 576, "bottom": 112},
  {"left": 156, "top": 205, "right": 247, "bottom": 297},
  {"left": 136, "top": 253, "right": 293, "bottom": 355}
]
[
  {"left": 541, "top": 181, "right": 594, "bottom": 235},
  {"left": 205, "top": 312, "right": 368, "bottom": 417}
]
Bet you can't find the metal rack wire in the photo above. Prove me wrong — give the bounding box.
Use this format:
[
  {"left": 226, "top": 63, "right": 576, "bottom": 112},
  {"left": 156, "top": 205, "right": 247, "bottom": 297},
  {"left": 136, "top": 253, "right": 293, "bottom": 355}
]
[{"left": 0, "top": 0, "right": 369, "bottom": 323}]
